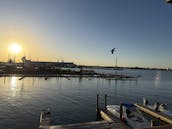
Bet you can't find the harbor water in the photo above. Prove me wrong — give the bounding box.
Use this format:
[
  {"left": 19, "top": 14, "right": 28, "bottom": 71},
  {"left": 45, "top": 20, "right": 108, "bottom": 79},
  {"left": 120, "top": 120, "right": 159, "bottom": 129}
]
[{"left": 0, "top": 69, "right": 172, "bottom": 129}]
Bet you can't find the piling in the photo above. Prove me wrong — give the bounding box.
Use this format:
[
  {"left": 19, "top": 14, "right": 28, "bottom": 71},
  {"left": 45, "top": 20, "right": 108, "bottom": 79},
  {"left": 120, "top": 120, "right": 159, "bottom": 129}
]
[
  {"left": 120, "top": 104, "right": 123, "bottom": 120},
  {"left": 96, "top": 94, "right": 100, "bottom": 118},
  {"left": 104, "top": 94, "right": 107, "bottom": 110},
  {"left": 151, "top": 120, "right": 155, "bottom": 127}
]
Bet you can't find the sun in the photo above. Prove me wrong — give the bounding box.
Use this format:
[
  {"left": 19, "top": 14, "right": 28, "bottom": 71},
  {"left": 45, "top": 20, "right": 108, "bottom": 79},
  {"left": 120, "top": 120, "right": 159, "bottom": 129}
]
[{"left": 9, "top": 43, "right": 22, "bottom": 54}]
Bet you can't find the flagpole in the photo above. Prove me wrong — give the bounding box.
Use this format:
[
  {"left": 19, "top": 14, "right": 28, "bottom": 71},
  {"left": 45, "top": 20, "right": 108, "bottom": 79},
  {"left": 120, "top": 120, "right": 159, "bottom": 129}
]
[{"left": 116, "top": 55, "right": 117, "bottom": 68}]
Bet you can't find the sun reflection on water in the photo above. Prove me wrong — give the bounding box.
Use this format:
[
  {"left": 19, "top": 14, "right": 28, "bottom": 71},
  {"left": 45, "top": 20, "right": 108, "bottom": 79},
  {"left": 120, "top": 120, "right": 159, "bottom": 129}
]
[{"left": 10, "top": 77, "right": 17, "bottom": 97}]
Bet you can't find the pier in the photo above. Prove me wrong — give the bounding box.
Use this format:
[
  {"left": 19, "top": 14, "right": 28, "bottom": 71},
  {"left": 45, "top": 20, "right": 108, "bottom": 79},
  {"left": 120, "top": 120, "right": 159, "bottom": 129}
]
[
  {"left": 39, "top": 95, "right": 172, "bottom": 129},
  {"left": 40, "top": 121, "right": 129, "bottom": 129},
  {"left": 39, "top": 108, "right": 172, "bottom": 129},
  {"left": 40, "top": 94, "right": 130, "bottom": 129},
  {"left": 135, "top": 103, "right": 172, "bottom": 124}
]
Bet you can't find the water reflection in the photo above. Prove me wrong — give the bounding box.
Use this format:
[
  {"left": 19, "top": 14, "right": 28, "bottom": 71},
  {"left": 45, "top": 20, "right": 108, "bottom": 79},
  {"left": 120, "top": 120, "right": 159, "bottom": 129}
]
[
  {"left": 78, "top": 76, "right": 83, "bottom": 84},
  {"left": 154, "top": 71, "right": 161, "bottom": 87},
  {"left": 32, "top": 77, "right": 35, "bottom": 86},
  {"left": 104, "top": 78, "right": 138, "bottom": 87},
  {"left": 10, "top": 76, "right": 18, "bottom": 97},
  {"left": 3, "top": 76, "right": 6, "bottom": 85},
  {"left": 0, "top": 70, "right": 172, "bottom": 129},
  {"left": 11, "top": 77, "right": 17, "bottom": 91}
]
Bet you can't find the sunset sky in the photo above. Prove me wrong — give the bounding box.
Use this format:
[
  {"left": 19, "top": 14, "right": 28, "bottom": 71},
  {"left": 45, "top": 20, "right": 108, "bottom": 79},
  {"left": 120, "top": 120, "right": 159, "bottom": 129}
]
[{"left": 0, "top": 0, "right": 172, "bottom": 68}]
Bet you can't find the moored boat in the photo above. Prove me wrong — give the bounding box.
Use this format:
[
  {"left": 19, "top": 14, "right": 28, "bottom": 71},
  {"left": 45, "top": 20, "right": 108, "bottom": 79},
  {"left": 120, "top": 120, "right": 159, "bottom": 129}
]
[
  {"left": 107, "top": 103, "right": 151, "bottom": 129},
  {"left": 143, "top": 97, "right": 172, "bottom": 117}
]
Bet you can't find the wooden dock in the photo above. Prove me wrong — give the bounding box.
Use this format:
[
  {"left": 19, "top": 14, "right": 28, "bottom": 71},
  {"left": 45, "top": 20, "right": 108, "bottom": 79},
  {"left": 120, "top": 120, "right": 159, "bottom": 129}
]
[
  {"left": 39, "top": 109, "right": 172, "bottom": 129},
  {"left": 139, "top": 124, "right": 172, "bottom": 129},
  {"left": 135, "top": 103, "right": 172, "bottom": 124},
  {"left": 100, "top": 110, "right": 130, "bottom": 129},
  {"left": 40, "top": 120, "right": 130, "bottom": 129},
  {"left": 100, "top": 109, "right": 172, "bottom": 129},
  {"left": 39, "top": 95, "right": 172, "bottom": 129},
  {"left": 39, "top": 109, "right": 130, "bottom": 129}
]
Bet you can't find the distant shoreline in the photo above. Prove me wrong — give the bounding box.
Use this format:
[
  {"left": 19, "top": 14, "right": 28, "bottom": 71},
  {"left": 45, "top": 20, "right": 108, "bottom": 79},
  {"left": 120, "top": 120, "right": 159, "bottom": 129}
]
[
  {"left": 81, "top": 66, "right": 171, "bottom": 71},
  {"left": 0, "top": 66, "right": 170, "bottom": 78}
]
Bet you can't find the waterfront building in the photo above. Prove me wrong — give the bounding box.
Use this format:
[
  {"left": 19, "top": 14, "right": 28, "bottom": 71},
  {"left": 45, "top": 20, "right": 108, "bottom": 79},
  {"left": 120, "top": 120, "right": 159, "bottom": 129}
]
[{"left": 21, "top": 56, "right": 76, "bottom": 69}]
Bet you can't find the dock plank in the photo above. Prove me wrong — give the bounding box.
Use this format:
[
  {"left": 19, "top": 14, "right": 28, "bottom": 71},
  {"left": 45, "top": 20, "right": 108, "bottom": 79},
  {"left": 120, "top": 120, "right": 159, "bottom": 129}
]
[
  {"left": 139, "top": 124, "right": 172, "bottom": 129},
  {"left": 40, "top": 121, "right": 130, "bottom": 129},
  {"left": 100, "top": 110, "right": 131, "bottom": 129},
  {"left": 135, "top": 103, "right": 172, "bottom": 124},
  {"left": 40, "top": 104, "right": 172, "bottom": 129}
]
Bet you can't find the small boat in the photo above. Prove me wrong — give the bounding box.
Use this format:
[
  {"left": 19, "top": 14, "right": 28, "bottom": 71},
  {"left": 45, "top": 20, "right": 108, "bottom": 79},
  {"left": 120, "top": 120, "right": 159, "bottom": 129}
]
[
  {"left": 40, "top": 109, "right": 51, "bottom": 127},
  {"left": 107, "top": 103, "right": 150, "bottom": 129},
  {"left": 143, "top": 97, "right": 172, "bottom": 117}
]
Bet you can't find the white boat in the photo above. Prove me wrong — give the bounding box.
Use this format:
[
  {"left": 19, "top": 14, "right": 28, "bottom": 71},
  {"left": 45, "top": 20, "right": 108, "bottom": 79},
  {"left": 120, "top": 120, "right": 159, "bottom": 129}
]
[
  {"left": 40, "top": 109, "right": 51, "bottom": 127},
  {"left": 107, "top": 103, "right": 150, "bottom": 129},
  {"left": 143, "top": 97, "right": 172, "bottom": 117}
]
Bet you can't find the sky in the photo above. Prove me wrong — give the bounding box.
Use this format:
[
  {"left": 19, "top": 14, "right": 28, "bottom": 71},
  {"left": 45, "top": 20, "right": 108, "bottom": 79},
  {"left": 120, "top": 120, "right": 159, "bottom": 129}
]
[{"left": 0, "top": 0, "right": 172, "bottom": 68}]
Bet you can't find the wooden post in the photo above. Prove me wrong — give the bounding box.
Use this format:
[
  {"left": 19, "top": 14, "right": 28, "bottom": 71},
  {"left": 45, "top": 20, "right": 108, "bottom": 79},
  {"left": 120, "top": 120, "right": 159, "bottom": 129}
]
[
  {"left": 143, "top": 97, "right": 148, "bottom": 106},
  {"left": 96, "top": 94, "right": 100, "bottom": 117},
  {"left": 104, "top": 94, "right": 107, "bottom": 110},
  {"left": 120, "top": 103, "right": 123, "bottom": 120},
  {"left": 151, "top": 120, "right": 155, "bottom": 127}
]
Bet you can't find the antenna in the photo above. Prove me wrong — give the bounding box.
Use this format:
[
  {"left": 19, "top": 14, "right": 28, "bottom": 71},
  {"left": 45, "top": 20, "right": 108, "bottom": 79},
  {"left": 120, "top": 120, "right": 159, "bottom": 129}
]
[
  {"left": 115, "top": 55, "right": 118, "bottom": 67},
  {"left": 24, "top": 51, "right": 26, "bottom": 57},
  {"left": 14, "top": 54, "right": 16, "bottom": 63},
  {"left": 30, "top": 52, "right": 31, "bottom": 61},
  {"left": 8, "top": 53, "right": 9, "bottom": 61}
]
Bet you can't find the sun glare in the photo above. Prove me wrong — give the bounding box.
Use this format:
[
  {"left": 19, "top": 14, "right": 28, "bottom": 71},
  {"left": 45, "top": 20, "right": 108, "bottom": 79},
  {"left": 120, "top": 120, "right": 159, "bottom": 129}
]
[{"left": 9, "top": 43, "right": 22, "bottom": 54}]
